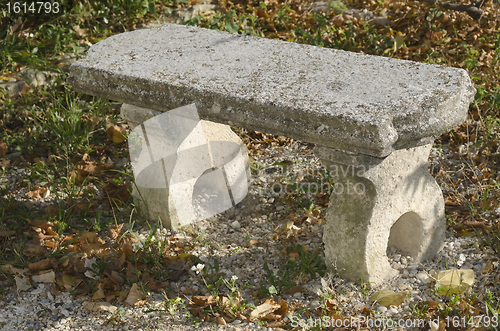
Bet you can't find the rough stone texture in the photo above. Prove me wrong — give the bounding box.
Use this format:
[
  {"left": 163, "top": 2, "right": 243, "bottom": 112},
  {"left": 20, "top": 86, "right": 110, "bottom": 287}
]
[
  {"left": 68, "top": 23, "right": 475, "bottom": 158},
  {"left": 316, "top": 144, "right": 445, "bottom": 284},
  {"left": 121, "top": 104, "right": 250, "bottom": 229},
  {"left": 120, "top": 103, "right": 161, "bottom": 130}
]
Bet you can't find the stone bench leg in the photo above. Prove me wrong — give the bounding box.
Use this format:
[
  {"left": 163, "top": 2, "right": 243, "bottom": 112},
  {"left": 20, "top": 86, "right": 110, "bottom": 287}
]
[
  {"left": 121, "top": 104, "right": 250, "bottom": 229},
  {"left": 315, "top": 144, "right": 445, "bottom": 284}
]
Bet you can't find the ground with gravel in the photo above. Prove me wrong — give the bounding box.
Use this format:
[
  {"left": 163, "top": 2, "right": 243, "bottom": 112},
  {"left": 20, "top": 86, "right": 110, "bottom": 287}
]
[{"left": 1, "top": 126, "right": 499, "bottom": 331}]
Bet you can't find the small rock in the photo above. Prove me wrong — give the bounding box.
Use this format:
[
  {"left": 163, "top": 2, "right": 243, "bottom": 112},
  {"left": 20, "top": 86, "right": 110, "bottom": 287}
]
[
  {"left": 415, "top": 272, "right": 429, "bottom": 283},
  {"left": 386, "top": 307, "right": 398, "bottom": 316},
  {"left": 354, "top": 302, "right": 366, "bottom": 311},
  {"left": 231, "top": 221, "right": 241, "bottom": 230},
  {"left": 0, "top": 81, "right": 26, "bottom": 98},
  {"left": 398, "top": 283, "right": 410, "bottom": 291},
  {"left": 367, "top": 17, "right": 390, "bottom": 27},
  {"left": 377, "top": 305, "right": 387, "bottom": 313},
  {"left": 408, "top": 263, "right": 419, "bottom": 271}
]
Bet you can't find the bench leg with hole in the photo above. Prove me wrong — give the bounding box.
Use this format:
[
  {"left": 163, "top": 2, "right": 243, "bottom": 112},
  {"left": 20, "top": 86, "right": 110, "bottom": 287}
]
[
  {"left": 315, "top": 144, "right": 445, "bottom": 284},
  {"left": 120, "top": 104, "right": 250, "bottom": 229}
]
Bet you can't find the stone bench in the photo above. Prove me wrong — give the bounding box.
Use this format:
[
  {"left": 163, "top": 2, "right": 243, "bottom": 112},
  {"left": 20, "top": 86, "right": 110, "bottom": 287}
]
[{"left": 68, "top": 23, "right": 475, "bottom": 284}]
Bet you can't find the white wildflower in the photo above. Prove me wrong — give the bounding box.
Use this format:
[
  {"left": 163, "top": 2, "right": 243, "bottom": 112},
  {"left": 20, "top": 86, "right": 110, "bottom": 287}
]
[
  {"left": 231, "top": 275, "right": 238, "bottom": 281},
  {"left": 132, "top": 241, "right": 144, "bottom": 252},
  {"left": 191, "top": 263, "right": 205, "bottom": 274},
  {"left": 457, "top": 253, "right": 466, "bottom": 267}
]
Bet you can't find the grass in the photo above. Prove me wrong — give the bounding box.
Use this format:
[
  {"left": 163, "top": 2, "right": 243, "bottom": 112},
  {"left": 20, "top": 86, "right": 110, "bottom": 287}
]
[{"left": 1, "top": 0, "right": 500, "bottom": 329}]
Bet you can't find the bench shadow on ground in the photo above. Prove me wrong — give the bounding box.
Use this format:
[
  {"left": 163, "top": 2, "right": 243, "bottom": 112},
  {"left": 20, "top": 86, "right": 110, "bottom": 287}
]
[{"left": 178, "top": 150, "right": 447, "bottom": 289}]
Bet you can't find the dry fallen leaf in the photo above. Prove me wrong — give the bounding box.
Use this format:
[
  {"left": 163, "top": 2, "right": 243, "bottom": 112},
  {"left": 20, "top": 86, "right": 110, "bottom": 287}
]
[
  {"left": 249, "top": 300, "right": 281, "bottom": 321},
  {"left": 9, "top": 17, "right": 35, "bottom": 38},
  {"left": 125, "top": 283, "right": 146, "bottom": 306},
  {"left": 117, "top": 289, "right": 130, "bottom": 303},
  {"left": 120, "top": 235, "right": 139, "bottom": 258},
  {"left": 15, "top": 274, "right": 31, "bottom": 293},
  {"left": 109, "top": 224, "right": 124, "bottom": 240},
  {"left": 143, "top": 276, "right": 168, "bottom": 291},
  {"left": 0, "top": 229, "right": 16, "bottom": 237},
  {"left": 73, "top": 25, "right": 89, "bottom": 38},
  {"left": 274, "top": 299, "right": 288, "bottom": 316},
  {"left": 25, "top": 186, "right": 50, "bottom": 200},
  {"left": 287, "top": 285, "right": 306, "bottom": 296},
  {"left": 108, "top": 252, "right": 127, "bottom": 271},
  {"left": 25, "top": 219, "right": 52, "bottom": 230},
  {"left": 0, "top": 139, "right": 8, "bottom": 157},
  {"left": 191, "top": 295, "right": 216, "bottom": 307},
  {"left": 50, "top": 282, "right": 59, "bottom": 296},
  {"left": 246, "top": 239, "right": 259, "bottom": 247},
  {"left": 370, "top": 289, "right": 408, "bottom": 307},
  {"left": 435, "top": 269, "right": 475, "bottom": 295},
  {"left": 182, "top": 288, "right": 195, "bottom": 295},
  {"left": 70, "top": 161, "right": 113, "bottom": 185},
  {"left": 259, "top": 298, "right": 289, "bottom": 322},
  {"left": 287, "top": 245, "right": 308, "bottom": 258},
  {"left": 103, "top": 183, "right": 131, "bottom": 206},
  {"left": 126, "top": 261, "right": 139, "bottom": 282},
  {"left": 28, "top": 258, "right": 53, "bottom": 271},
  {"left": 106, "top": 125, "right": 127, "bottom": 143},
  {"left": 92, "top": 282, "right": 106, "bottom": 301},
  {"left": 217, "top": 316, "right": 227, "bottom": 325},
  {"left": 24, "top": 239, "right": 49, "bottom": 256},
  {"left": 0, "top": 158, "right": 11, "bottom": 169},
  {"left": 82, "top": 301, "right": 117, "bottom": 314},
  {"left": 1, "top": 264, "right": 29, "bottom": 275},
  {"left": 482, "top": 259, "right": 497, "bottom": 274},
  {"left": 62, "top": 274, "right": 83, "bottom": 289},
  {"left": 109, "top": 270, "right": 125, "bottom": 284},
  {"left": 31, "top": 270, "right": 55, "bottom": 283},
  {"left": 71, "top": 200, "right": 97, "bottom": 214},
  {"left": 77, "top": 231, "right": 110, "bottom": 258}
]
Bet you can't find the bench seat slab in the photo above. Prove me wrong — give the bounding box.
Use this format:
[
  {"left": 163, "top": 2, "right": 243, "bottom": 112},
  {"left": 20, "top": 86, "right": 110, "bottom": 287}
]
[{"left": 68, "top": 23, "right": 475, "bottom": 158}]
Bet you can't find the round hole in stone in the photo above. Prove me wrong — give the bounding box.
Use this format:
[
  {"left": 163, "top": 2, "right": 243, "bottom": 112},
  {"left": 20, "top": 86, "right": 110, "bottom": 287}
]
[{"left": 387, "top": 212, "right": 424, "bottom": 258}]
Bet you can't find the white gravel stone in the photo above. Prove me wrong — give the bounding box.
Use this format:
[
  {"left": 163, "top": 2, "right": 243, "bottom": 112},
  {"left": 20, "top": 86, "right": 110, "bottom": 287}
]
[
  {"left": 386, "top": 307, "right": 398, "bottom": 316},
  {"left": 231, "top": 220, "right": 241, "bottom": 229}
]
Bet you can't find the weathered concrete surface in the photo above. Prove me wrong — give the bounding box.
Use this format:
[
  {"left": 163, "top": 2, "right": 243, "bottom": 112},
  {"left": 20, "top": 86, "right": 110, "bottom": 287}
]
[
  {"left": 122, "top": 104, "right": 250, "bottom": 229},
  {"left": 316, "top": 144, "right": 445, "bottom": 284},
  {"left": 68, "top": 23, "right": 475, "bottom": 158},
  {"left": 120, "top": 103, "right": 161, "bottom": 130}
]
